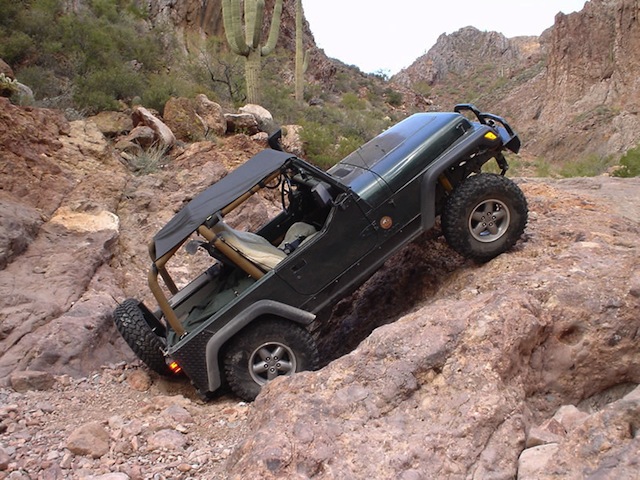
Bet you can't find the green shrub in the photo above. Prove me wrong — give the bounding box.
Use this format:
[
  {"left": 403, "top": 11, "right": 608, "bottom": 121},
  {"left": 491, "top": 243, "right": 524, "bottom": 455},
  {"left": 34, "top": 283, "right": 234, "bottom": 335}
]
[
  {"left": 0, "top": 29, "right": 34, "bottom": 64},
  {"left": 141, "top": 73, "right": 199, "bottom": 114},
  {"left": 384, "top": 88, "right": 403, "bottom": 107},
  {"left": 413, "top": 81, "right": 432, "bottom": 97},
  {"left": 341, "top": 92, "right": 365, "bottom": 110},
  {"left": 15, "top": 66, "right": 65, "bottom": 99},
  {"left": 533, "top": 158, "right": 553, "bottom": 177},
  {"left": 130, "top": 144, "right": 169, "bottom": 175},
  {"left": 299, "top": 120, "right": 337, "bottom": 168},
  {"left": 613, "top": 146, "right": 640, "bottom": 177},
  {"left": 559, "top": 154, "right": 613, "bottom": 178},
  {"left": 74, "top": 65, "right": 145, "bottom": 113},
  {"left": 335, "top": 135, "right": 362, "bottom": 159}
]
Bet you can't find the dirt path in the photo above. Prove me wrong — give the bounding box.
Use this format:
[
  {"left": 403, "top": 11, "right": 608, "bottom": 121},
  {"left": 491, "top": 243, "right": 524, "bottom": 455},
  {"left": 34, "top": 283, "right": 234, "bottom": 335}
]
[{"left": 532, "top": 177, "right": 640, "bottom": 222}]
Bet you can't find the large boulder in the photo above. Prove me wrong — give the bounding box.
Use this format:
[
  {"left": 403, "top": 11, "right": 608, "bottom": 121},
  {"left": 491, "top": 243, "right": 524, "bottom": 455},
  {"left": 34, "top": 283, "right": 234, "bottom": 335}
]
[
  {"left": 0, "top": 103, "right": 133, "bottom": 382},
  {"left": 227, "top": 178, "right": 640, "bottom": 479},
  {"left": 282, "top": 124, "right": 305, "bottom": 157},
  {"left": 88, "top": 111, "right": 133, "bottom": 138},
  {"left": 131, "top": 106, "right": 175, "bottom": 149},
  {"left": 225, "top": 113, "right": 260, "bottom": 135},
  {"left": 519, "top": 386, "right": 640, "bottom": 479},
  {"left": 239, "top": 104, "right": 277, "bottom": 133},
  {"left": 163, "top": 95, "right": 228, "bottom": 142},
  {"left": 195, "top": 94, "right": 226, "bottom": 137},
  {"left": 163, "top": 96, "right": 205, "bottom": 142}
]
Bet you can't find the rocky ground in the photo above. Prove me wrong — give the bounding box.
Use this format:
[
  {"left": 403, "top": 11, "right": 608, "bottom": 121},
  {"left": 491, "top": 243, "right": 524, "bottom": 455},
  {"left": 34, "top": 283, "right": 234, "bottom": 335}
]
[
  {"left": 1, "top": 100, "right": 639, "bottom": 479},
  {"left": 1, "top": 364, "right": 250, "bottom": 480},
  {"left": 1, "top": 175, "right": 638, "bottom": 480}
]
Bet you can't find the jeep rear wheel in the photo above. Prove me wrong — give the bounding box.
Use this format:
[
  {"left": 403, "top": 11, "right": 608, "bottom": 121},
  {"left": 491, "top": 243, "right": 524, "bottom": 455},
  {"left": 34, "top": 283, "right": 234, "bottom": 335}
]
[
  {"left": 442, "top": 173, "right": 527, "bottom": 262},
  {"left": 113, "top": 299, "right": 171, "bottom": 376},
  {"left": 223, "top": 318, "right": 319, "bottom": 401}
]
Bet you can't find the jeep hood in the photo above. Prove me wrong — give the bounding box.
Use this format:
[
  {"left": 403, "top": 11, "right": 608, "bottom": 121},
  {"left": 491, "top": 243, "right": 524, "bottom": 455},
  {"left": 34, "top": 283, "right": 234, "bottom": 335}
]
[{"left": 153, "top": 150, "right": 295, "bottom": 261}]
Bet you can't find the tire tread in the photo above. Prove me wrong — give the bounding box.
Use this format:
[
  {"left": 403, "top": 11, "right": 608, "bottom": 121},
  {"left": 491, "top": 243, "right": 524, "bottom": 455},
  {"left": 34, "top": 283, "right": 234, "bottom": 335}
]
[{"left": 113, "top": 299, "right": 171, "bottom": 376}]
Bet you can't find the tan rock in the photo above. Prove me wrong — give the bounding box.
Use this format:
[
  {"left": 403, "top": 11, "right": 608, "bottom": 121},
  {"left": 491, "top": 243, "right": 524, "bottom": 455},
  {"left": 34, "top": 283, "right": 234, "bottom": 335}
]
[
  {"left": 225, "top": 113, "right": 259, "bottom": 135},
  {"left": 517, "top": 444, "right": 559, "bottom": 480},
  {"left": 126, "top": 369, "right": 151, "bottom": 392},
  {"left": 552, "top": 405, "right": 589, "bottom": 432},
  {"left": 195, "top": 94, "right": 226, "bottom": 137},
  {"left": 66, "top": 421, "right": 110, "bottom": 458},
  {"left": 131, "top": 106, "right": 175, "bottom": 149},
  {"left": 282, "top": 124, "right": 304, "bottom": 157},
  {"left": 163, "top": 97, "right": 205, "bottom": 142},
  {"left": 88, "top": 111, "right": 132, "bottom": 137},
  {"left": 49, "top": 206, "right": 119, "bottom": 233},
  {"left": 9, "top": 371, "right": 55, "bottom": 392},
  {"left": 146, "top": 429, "right": 187, "bottom": 451},
  {"left": 118, "top": 125, "right": 156, "bottom": 150},
  {"left": 525, "top": 418, "right": 565, "bottom": 448},
  {"left": 239, "top": 104, "right": 276, "bottom": 133}
]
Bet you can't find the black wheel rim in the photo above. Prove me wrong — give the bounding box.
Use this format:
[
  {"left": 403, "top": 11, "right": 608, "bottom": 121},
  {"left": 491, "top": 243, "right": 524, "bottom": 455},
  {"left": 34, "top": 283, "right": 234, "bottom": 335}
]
[
  {"left": 248, "top": 341, "right": 297, "bottom": 385},
  {"left": 468, "top": 198, "right": 511, "bottom": 243}
]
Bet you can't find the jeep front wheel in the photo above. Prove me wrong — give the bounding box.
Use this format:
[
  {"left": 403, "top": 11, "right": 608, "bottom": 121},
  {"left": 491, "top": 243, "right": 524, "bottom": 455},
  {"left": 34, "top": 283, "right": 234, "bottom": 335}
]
[
  {"left": 113, "top": 299, "right": 172, "bottom": 376},
  {"left": 442, "top": 173, "right": 528, "bottom": 262},
  {"left": 223, "top": 318, "right": 319, "bottom": 401}
]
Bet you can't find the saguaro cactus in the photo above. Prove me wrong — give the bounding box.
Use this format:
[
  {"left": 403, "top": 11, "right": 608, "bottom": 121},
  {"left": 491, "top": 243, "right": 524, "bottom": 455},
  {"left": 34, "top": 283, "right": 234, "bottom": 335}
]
[
  {"left": 295, "top": 0, "right": 309, "bottom": 103},
  {"left": 222, "top": 0, "right": 283, "bottom": 104}
]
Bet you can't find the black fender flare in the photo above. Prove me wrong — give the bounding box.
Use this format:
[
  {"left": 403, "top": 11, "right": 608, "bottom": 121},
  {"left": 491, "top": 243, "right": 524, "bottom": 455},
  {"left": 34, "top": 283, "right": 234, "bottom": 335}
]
[
  {"left": 420, "top": 125, "right": 498, "bottom": 230},
  {"left": 205, "top": 300, "right": 315, "bottom": 391}
]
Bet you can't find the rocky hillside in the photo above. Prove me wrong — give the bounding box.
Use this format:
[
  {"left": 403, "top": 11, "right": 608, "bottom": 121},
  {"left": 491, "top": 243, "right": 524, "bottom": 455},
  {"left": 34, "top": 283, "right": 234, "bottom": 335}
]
[
  {"left": 393, "top": 27, "right": 542, "bottom": 91},
  {"left": 1, "top": 85, "right": 639, "bottom": 478},
  {"left": 395, "top": 0, "right": 640, "bottom": 164},
  {"left": 142, "top": 0, "right": 367, "bottom": 97}
]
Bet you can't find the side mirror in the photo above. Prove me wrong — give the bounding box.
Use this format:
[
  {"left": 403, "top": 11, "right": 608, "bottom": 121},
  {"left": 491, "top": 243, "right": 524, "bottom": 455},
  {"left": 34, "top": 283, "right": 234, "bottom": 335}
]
[{"left": 268, "top": 129, "right": 283, "bottom": 151}]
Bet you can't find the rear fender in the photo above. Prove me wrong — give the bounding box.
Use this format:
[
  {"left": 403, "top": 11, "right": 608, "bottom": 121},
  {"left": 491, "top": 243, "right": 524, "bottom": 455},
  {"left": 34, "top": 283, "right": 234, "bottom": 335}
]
[{"left": 205, "top": 300, "right": 315, "bottom": 392}]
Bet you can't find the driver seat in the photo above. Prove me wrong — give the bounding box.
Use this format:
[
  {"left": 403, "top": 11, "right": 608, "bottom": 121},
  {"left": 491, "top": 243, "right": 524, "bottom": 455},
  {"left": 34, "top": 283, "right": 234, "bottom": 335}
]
[{"left": 212, "top": 221, "right": 316, "bottom": 271}]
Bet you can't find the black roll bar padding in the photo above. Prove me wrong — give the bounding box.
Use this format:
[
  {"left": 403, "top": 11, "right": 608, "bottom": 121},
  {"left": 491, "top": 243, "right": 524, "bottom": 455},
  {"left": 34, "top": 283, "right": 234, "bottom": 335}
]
[
  {"left": 454, "top": 104, "right": 520, "bottom": 154},
  {"left": 268, "top": 129, "right": 283, "bottom": 151},
  {"left": 454, "top": 103, "right": 484, "bottom": 123}
]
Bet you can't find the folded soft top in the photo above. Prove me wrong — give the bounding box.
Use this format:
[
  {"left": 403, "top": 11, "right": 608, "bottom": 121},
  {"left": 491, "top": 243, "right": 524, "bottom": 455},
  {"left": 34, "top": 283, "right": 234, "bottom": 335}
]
[{"left": 153, "top": 149, "right": 295, "bottom": 260}]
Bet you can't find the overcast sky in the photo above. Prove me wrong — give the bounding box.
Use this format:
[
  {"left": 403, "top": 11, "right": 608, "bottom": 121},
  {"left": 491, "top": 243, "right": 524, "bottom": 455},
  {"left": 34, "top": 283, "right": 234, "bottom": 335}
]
[{"left": 303, "top": 0, "right": 588, "bottom": 75}]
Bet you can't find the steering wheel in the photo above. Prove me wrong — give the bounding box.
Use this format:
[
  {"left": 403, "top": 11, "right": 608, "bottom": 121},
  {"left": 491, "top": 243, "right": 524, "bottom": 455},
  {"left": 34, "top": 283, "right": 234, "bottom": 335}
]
[{"left": 281, "top": 175, "right": 293, "bottom": 212}]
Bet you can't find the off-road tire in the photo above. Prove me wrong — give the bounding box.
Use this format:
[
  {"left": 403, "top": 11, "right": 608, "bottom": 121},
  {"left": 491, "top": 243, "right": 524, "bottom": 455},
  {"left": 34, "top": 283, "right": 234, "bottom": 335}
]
[
  {"left": 442, "top": 173, "right": 527, "bottom": 262},
  {"left": 223, "top": 318, "right": 319, "bottom": 402},
  {"left": 113, "top": 299, "right": 171, "bottom": 376}
]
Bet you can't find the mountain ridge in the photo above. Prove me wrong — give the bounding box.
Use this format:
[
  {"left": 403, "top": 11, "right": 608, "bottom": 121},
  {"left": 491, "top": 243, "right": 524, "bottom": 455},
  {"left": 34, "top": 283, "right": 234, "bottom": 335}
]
[{"left": 394, "top": 0, "right": 640, "bottom": 164}]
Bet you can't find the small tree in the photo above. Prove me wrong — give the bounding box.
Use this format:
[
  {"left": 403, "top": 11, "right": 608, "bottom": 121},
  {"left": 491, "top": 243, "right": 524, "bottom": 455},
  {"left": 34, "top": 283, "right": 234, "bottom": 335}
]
[{"left": 222, "top": 0, "right": 283, "bottom": 104}]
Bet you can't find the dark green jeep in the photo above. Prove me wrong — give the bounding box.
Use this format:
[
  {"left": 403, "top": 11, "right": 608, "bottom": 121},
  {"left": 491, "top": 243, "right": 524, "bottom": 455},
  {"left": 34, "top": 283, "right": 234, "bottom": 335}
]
[{"left": 114, "top": 104, "right": 528, "bottom": 401}]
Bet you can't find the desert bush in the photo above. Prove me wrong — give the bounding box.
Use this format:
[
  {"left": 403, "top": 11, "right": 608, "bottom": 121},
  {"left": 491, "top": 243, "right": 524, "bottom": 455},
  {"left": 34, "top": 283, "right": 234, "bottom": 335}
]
[
  {"left": 299, "top": 120, "right": 337, "bottom": 167},
  {"left": 384, "top": 88, "right": 403, "bottom": 107},
  {"left": 185, "top": 37, "right": 245, "bottom": 105},
  {"left": 335, "top": 135, "right": 362, "bottom": 159},
  {"left": 559, "top": 154, "right": 614, "bottom": 178},
  {"left": 613, "top": 146, "right": 640, "bottom": 177},
  {"left": 16, "top": 66, "right": 66, "bottom": 100},
  {"left": 4, "top": 0, "right": 170, "bottom": 112},
  {"left": 533, "top": 158, "right": 553, "bottom": 177},
  {"left": 341, "top": 92, "right": 366, "bottom": 110},
  {"left": 74, "top": 65, "right": 145, "bottom": 113},
  {"left": 0, "top": 30, "right": 34, "bottom": 65},
  {"left": 129, "top": 144, "right": 169, "bottom": 175}
]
